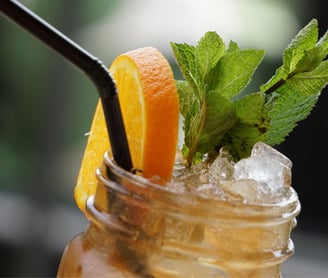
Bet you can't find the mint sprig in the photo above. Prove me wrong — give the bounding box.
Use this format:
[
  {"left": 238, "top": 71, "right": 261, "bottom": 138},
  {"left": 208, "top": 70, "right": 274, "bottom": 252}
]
[
  {"left": 260, "top": 19, "right": 328, "bottom": 146},
  {"left": 171, "top": 32, "right": 264, "bottom": 165},
  {"left": 172, "top": 19, "right": 328, "bottom": 164}
]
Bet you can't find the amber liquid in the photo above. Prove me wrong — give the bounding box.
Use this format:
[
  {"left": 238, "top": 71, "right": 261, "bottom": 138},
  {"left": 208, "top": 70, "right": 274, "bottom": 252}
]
[
  {"left": 57, "top": 200, "right": 295, "bottom": 277},
  {"left": 57, "top": 233, "right": 129, "bottom": 277}
]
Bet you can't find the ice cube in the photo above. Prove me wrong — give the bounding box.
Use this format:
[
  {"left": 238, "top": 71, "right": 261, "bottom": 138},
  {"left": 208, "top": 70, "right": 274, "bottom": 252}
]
[
  {"left": 251, "top": 141, "right": 292, "bottom": 169},
  {"left": 196, "top": 183, "right": 225, "bottom": 198},
  {"left": 220, "top": 179, "right": 268, "bottom": 203},
  {"left": 168, "top": 160, "right": 210, "bottom": 193},
  {"left": 208, "top": 156, "right": 234, "bottom": 183},
  {"left": 218, "top": 146, "right": 234, "bottom": 162},
  {"left": 234, "top": 142, "right": 292, "bottom": 193}
]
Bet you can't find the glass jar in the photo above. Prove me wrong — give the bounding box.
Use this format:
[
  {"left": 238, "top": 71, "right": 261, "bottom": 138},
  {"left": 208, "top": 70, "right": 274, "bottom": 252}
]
[{"left": 57, "top": 152, "right": 300, "bottom": 277}]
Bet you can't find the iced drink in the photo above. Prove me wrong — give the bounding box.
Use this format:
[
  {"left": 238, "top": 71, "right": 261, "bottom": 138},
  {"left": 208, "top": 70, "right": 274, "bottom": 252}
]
[
  {"left": 58, "top": 19, "right": 326, "bottom": 277},
  {"left": 57, "top": 142, "right": 300, "bottom": 277}
]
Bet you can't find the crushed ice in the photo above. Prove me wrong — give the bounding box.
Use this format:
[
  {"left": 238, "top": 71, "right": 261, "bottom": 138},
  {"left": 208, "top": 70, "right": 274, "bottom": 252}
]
[{"left": 169, "top": 142, "right": 292, "bottom": 204}]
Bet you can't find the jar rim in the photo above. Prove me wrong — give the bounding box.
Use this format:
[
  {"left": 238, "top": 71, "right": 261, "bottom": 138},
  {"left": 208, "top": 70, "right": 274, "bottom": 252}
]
[{"left": 98, "top": 152, "right": 300, "bottom": 223}]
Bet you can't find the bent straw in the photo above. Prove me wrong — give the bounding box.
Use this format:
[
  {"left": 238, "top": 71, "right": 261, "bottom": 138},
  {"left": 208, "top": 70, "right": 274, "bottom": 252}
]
[{"left": 0, "top": 0, "right": 133, "bottom": 171}]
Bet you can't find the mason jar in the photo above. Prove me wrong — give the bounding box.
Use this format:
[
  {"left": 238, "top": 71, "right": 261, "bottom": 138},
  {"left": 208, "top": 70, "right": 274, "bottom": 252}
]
[{"left": 57, "top": 152, "right": 300, "bottom": 277}]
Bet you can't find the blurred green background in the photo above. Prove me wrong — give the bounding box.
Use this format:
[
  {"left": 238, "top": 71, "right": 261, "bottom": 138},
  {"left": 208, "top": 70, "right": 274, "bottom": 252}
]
[{"left": 1, "top": 0, "right": 327, "bottom": 276}]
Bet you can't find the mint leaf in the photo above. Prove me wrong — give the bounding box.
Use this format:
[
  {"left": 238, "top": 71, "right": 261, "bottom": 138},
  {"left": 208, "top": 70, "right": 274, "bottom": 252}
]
[
  {"left": 227, "top": 40, "right": 240, "bottom": 52},
  {"left": 176, "top": 80, "right": 201, "bottom": 152},
  {"left": 317, "top": 29, "right": 328, "bottom": 52},
  {"left": 221, "top": 92, "right": 269, "bottom": 159},
  {"left": 233, "top": 92, "right": 268, "bottom": 126},
  {"left": 264, "top": 60, "right": 328, "bottom": 145},
  {"left": 292, "top": 29, "right": 327, "bottom": 74},
  {"left": 206, "top": 49, "right": 264, "bottom": 98},
  {"left": 194, "top": 32, "right": 225, "bottom": 81},
  {"left": 261, "top": 19, "right": 319, "bottom": 93},
  {"left": 195, "top": 91, "right": 236, "bottom": 155},
  {"left": 176, "top": 80, "right": 198, "bottom": 119},
  {"left": 284, "top": 18, "right": 318, "bottom": 73},
  {"left": 176, "top": 80, "right": 236, "bottom": 164},
  {"left": 260, "top": 20, "right": 328, "bottom": 146},
  {"left": 170, "top": 43, "right": 200, "bottom": 96}
]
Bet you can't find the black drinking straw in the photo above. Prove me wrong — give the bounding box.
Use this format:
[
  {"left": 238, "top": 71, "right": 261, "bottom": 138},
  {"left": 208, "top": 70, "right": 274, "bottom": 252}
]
[{"left": 0, "top": 0, "right": 133, "bottom": 171}]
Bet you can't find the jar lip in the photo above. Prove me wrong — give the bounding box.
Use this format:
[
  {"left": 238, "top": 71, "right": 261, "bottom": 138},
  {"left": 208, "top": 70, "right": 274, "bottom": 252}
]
[{"left": 100, "top": 152, "right": 300, "bottom": 220}]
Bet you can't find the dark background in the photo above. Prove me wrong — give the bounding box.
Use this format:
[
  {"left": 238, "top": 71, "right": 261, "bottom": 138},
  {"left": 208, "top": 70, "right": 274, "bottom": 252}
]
[{"left": 1, "top": 0, "right": 327, "bottom": 276}]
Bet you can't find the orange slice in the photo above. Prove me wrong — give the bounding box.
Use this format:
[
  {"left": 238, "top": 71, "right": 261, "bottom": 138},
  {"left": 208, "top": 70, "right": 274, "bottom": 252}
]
[{"left": 74, "top": 47, "right": 179, "bottom": 213}]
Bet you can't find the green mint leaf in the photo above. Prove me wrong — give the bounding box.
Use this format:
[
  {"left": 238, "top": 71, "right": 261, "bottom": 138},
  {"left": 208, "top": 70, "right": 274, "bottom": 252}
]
[
  {"left": 221, "top": 92, "right": 269, "bottom": 159},
  {"left": 170, "top": 42, "right": 200, "bottom": 96},
  {"left": 284, "top": 18, "right": 318, "bottom": 73},
  {"left": 176, "top": 80, "right": 198, "bottom": 119},
  {"left": 176, "top": 80, "right": 236, "bottom": 164},
  {"left": 293, "top": 29, "right": 327, "bottom": 74},
  {"left": 261, "top": 19, "right": 319, "bottom": 93},
  {"left": 293, "top": 46, "right": 324, "bottom": 74},
  {"left": 176, "top": 80, "right": 201, "bottom": 152},
  {"left": 317, "top": 29, "right": 328, "bottom": 52},
  {"left": 194, "top": 32, "right": 225, "bottom": 81},
  {"left": 264, "top": 60, "right": 328, "bottom": 146},
  {"left": 260, "top": 20, "right": 328, "bottom": 146},
  {"left": 195, "top": 92, "right": 236, "bottom": 155},
  {"left": 227, "top": 40, "right": 240, "bottom": 52},
  {"left": 206, "top": 49, "right": 265, "bottom": 98},
  {"left": 233, "top": 92, "right": 268, "bottom": 126}
]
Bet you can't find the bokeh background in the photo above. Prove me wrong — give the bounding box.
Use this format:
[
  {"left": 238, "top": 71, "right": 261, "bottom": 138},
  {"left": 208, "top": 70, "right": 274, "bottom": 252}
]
[{"left": 1, "top": 0, "right": 327, "bottom": 276}]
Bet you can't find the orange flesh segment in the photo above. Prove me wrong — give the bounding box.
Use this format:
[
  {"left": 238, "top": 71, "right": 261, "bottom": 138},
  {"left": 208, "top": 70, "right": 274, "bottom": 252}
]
[{"left": 74, "top": 47, "right": 179, "bottom": 213}]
